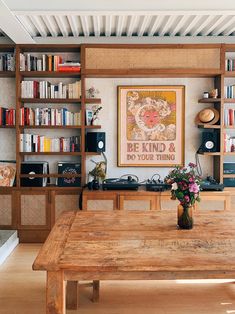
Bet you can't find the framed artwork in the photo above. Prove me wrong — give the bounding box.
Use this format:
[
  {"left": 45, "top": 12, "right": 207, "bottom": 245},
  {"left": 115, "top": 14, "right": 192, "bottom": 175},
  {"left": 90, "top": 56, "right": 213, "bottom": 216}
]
[
  {"left": 117, "top": 85, "right": 185, "bottom": 167},
  {"left": 0, "top": 161, "right": 16, "bottom": 186},
  {"left": 85, "top": 109, "right": 93, "bottom": 126}
]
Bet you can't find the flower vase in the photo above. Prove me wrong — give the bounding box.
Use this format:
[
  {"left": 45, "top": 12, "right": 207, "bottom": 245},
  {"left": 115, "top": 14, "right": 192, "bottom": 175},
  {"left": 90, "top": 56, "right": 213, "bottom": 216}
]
[{"left": 177, "top": 204, "right": 193, "bottom": 229}]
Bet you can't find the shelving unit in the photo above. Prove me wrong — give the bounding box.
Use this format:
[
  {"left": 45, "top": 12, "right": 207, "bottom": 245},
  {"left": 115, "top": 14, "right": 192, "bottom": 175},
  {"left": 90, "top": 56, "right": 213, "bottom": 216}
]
[{"left": 1, "top": 43, "right": 233, "bottom": 242}]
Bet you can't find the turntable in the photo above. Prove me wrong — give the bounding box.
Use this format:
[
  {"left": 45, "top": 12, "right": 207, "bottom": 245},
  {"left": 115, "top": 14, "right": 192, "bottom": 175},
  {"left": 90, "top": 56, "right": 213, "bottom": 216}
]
[{"left": 102, "top": 175, "right": 140, "bottom": 190}]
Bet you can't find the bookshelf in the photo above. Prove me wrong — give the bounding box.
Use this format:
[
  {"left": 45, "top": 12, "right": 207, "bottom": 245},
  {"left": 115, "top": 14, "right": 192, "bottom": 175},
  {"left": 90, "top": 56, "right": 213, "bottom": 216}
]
[{"left": 0, "top": 43, "right": 233, "bottom": 242}]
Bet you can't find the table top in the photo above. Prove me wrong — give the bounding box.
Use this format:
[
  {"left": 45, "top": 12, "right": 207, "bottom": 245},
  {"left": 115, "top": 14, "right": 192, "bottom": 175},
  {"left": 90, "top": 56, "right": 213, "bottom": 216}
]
[{"left": 33, "top": 210, "right": 235, "bottom": 273}]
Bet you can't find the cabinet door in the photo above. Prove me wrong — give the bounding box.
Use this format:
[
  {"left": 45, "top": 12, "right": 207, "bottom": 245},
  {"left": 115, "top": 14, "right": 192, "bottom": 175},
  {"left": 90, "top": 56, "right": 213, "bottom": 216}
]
[
  {"left": 119, "top": 195, "right": 158, "bottom": 211},
  {"left": 19, "top": 191, "right": 50, "bottom": 229},
  {"left": 54, "top": 192, "right": 80, "bottom": 221},
  {"left": 0, "top": 192, "right": 14, "bottom": 228}
]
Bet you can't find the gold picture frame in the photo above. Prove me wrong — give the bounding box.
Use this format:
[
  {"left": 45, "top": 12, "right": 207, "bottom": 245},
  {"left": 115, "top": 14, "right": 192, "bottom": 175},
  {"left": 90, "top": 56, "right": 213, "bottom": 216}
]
[{"left": 117, "top": 85, "right": 185, "bottom": 167}]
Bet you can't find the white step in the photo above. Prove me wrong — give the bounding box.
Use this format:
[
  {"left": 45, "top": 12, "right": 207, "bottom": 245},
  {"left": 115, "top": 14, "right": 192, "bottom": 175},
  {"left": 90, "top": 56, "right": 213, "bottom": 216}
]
[{"left": 0, "top": 230, "right": 19, "bottom": 265}]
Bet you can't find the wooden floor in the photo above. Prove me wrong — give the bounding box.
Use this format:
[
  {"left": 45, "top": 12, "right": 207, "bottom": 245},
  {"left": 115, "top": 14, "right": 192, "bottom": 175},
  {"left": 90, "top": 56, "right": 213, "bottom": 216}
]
[{"left": 1, "top": 244, "right": 235, "bottom": 314}]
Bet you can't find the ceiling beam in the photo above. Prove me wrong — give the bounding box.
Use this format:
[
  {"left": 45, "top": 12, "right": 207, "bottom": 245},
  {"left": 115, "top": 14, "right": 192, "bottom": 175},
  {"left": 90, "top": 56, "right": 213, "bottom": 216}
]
[
  {"left": 148, "top": 16, "right": 164, "bottom": 36},
  {"left": 41, "top": 15, "right": 58, "bottom": 37},
  {"left": 0, "top": 0, "right": 34, "bottom": 43},
  {"left": 67, "top": 15, "right": 79, "bottom": 37},
  {"left": 180, "top": 15, "right": 201, "bottom": 36},
  {"left": 158, "top": 15, "right": 176, "bottom": 36},
  {"left": 55, "top": 15, "right": 69, "bottom": 37},
  {"left": 105, "top": 15, "right": 112, "bottom": 37},
  {"left": 93, "top": 15, "right": 100, "bottom": 37},
  {"left": 116, "top": 15, "right": 125, "bottom": 36}
]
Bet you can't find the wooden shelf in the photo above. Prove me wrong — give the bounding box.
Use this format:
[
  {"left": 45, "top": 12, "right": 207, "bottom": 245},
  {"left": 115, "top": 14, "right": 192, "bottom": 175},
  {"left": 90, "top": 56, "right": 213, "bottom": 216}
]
[
  {"left": 0, "top": 125, "right": 15, "bottom": 128},
  {"left": 224, "top": 152, "right": 235, "bottom": 155},
  {"left": 223, "top": 174, "right": 235, "bottom": 178},
  {"left": 20, "top": 152, "right": 81, "bottom": 156},
  {"left": 223, "top": 126, "right": 235, "bottom": 130},
  {"left": 0, "top": 71, "right": 15, "bottom": 77},
  {"left": 19, "top": 125, "right": 82, "bottom": 129},
  {"left": 199, "top": 152, "right": 221, "bottom": 156},
  {"left": 84, "top": 68, "right": 222, "bottom": 78},
  {"left": 85, "top": 98, "right": 102, "bottom": 104},
  {"left": 20, "top": 98, "right": 82, "bottom": 103},
  {"left": 20, "top": 173, "right": 81, "bottom": 178},
  {"left": 198, "top": 98, "right": 221, "bottom": 103},
  {"left": 225, "top": 71, "right": 235, "bottom": 77},
  {"left": 85, "top": 125, "right": 101, "bottom": 129},
  {"left": 224, "top": 99, "right": 235, "bottom": 103},
  {"left": 197, "top": 124, "right": 221, "bottom": 129},
  {"left": 20, "top": 71, "right": 81, "bottom": 78},
  {"left": 18, "top": 186, "right": 82, "bottom": 191},
  {"left": 19, "top": 98, "right": 101, "bottom": 104}
]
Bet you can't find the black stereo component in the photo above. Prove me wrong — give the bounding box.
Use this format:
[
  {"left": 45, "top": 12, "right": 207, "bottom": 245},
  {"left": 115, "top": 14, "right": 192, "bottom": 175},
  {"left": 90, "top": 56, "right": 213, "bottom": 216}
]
[
  {"left": 21, "top": 161, "right": 49, "bottom": 187},
  {"left": 102, "top": 175, "right": 139, "bottom": 190},
  {"left": 145, "top": 174, "right": 171, "bottom": 191},
  {"left": 200, "top": 176, "right": 224, "bottom": 191},
  {"left": 198, "top": 132, "right": 219, "bottom": 153},
  {"left": 86, "top": 132, "right": 105, "bottom": 152}
]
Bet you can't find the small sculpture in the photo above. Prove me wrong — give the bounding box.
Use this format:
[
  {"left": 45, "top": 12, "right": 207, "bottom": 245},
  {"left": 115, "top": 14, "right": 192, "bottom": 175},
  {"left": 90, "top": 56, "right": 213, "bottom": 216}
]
[
  {"left": 88, "top": 152, "right": 107, "bottom": 182},
  {"left": 86, "top": 86, "right": 100, "bottom": 98}
]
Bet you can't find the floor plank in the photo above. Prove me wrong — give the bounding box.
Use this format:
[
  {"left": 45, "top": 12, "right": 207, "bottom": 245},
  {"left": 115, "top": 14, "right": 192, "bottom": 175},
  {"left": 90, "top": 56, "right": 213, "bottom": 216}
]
[{"left": 0, "top": 244, "right": 235, "bottom": 314}]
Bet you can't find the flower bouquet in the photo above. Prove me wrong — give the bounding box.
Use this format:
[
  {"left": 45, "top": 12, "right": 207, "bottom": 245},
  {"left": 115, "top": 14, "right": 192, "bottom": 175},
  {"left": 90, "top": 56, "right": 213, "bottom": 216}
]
[{"left": 165, "top": 163, "right": 201, "bottom": 229}]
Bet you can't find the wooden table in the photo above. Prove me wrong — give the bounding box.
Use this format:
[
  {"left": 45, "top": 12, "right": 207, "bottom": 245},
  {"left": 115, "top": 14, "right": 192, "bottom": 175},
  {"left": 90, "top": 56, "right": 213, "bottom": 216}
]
[{"left": 33, "top": 210, "right": 235, "bottom": 314}]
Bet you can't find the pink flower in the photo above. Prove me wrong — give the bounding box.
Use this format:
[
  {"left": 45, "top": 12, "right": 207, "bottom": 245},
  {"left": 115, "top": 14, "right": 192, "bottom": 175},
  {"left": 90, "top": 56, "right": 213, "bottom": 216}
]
[
  {"left": 189, "top": 177, "right": 194, "bottom": 183},
  {"left": 189, "top": 183, "right": 200, "bottom": 193},
  {"left": 189, "top": 162, "right": 196, "bottom": 168},
  {"left": 184, "top": 195, "right": 190, "bottom": 202}
]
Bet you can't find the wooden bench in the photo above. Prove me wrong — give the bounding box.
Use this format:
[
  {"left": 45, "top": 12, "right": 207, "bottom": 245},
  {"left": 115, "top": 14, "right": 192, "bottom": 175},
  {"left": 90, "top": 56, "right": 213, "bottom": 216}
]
[{"left": 33, "top": 210, "right": 235, "bottom": 314}]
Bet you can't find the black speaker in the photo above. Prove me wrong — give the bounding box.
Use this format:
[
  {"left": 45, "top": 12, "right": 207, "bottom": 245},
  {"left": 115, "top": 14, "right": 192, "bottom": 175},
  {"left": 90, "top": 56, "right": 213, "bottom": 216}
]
[
  {"left": 86, "top": 132, "right": 105, "bottom": 152},
  {"left": 199, "top": 132, "right": 219, "bottom": 153}
]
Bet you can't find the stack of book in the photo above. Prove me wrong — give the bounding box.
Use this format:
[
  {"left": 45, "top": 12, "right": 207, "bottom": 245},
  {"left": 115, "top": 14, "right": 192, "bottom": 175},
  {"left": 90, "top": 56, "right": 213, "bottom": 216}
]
[
  {"left": 20, "top": 134, "right": 81, "bottom": 152},
  {"left": 225, "top": 85, "right": 235, "bottom": 98},
  {"left": 0, "top": 53, "right": 15, "bottom": 71},
  {"left": 20, "top": 107, "right": 81, "bottom": 126},
  {"left": 57, "top": 61, "right": 81, "bottom": 72},
  {"left": 225, "top": 59, "right": 235, "bottom": 71},
  {"left": 0, "top": 107, "right": 15, "bottom": 125},
  {"left": 21, "top": 80, "right": 81, "bottom": 99},
  {"left": 19, "top": 53, "right": 81, "bottom": 72},
  {"left": 224, "top": 108, "right": 235, "bottom": 126}
]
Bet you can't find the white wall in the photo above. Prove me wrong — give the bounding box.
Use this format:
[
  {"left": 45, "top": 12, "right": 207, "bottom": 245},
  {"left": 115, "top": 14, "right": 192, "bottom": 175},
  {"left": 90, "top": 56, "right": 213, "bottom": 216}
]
[
  {"left": 0, "top": 78, "right": 16, "bottom": 161},
  {"left": 86, "top": 77, "right": 215, "bottom": 182}
]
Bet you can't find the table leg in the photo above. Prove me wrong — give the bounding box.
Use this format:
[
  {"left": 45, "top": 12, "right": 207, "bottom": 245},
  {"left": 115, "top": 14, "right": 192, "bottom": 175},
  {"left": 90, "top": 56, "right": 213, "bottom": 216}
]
[
  {"left": 92, "top": 280, "right": 100, "bottom": 302},
  {"left": 66, "top": 281, "right": 78, "bottom": 310},
  {"left": 47, "top": 271, "right": 65, "bottom": 314}
]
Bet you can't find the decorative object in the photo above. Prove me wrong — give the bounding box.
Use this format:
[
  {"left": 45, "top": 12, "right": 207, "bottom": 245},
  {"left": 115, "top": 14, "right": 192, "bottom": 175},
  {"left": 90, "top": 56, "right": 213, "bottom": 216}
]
[
  {"left": 85, "top": 109, "right": 93, "bottom": 126},
  {"left": 86, "top": 86, "right": 100, "bottom": 98},
  {"left": 0, "top": 162, "right": 16, "bottom": 187},
  {"left": 203, "top": 92, "right": 209, "bottom": 98},
  {"left": 117, "top": 85, "right": 185, "bottom": 167},
  {"left": 91, "top": 106, "right": 102, "bottom": 126},
  {"left": 165, "top": 163, "right": 201, "bottom": 229},
  {"left": 209, "top": 88, "right": 218, "bottom": 98},
  {"left": 195, "top": 107, "right": 220, "bottom": 125},
  {"left": 88, "top": 152, "right": 107, "bottom": 183}
]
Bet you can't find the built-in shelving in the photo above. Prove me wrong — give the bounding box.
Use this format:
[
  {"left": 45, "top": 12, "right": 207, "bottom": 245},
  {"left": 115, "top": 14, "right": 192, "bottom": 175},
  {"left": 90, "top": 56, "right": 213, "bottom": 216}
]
[{"left": 19, "top": 71, "right": 81, "bottom": 78}]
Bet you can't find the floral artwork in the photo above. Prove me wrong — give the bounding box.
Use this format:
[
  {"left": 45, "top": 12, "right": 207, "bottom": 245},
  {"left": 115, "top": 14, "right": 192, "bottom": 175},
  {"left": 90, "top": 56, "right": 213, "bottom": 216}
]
[
  {"left": 118, "top": 86, "right": 185, "bottom": 166},
  {"left": 0, "top": 162, "right": 16, "bottom": 186}
]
